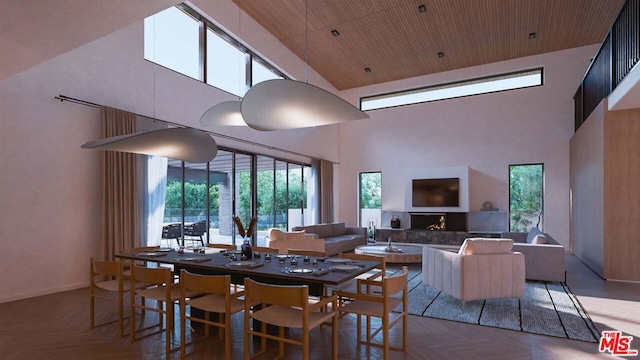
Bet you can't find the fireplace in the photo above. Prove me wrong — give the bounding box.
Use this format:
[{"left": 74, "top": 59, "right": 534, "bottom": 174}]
[
  {"left": 410, "top": 212, "right": 468, "bottom": 231},
  {"left": 410, "top": 213, "right": 446, "bottom": 230}
]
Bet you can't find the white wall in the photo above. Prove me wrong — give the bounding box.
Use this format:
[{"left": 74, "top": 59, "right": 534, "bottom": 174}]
[{"left": 336, "top": 45, "right": 599, "bottom": 246}]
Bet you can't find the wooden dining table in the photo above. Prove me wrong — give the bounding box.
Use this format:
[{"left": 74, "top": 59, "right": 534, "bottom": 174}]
[{"left": 116, "top": 248, "right": 381, "bottom": 296}]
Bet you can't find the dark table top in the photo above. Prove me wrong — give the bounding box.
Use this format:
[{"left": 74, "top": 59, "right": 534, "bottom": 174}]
[{"left": 115, "top": 248, "right": 380, "bottom": 288}]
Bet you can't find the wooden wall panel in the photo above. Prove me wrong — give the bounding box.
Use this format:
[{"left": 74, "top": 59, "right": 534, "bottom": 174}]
[{"left": 604, "top": 105, "right": 640, "bottom": 281}]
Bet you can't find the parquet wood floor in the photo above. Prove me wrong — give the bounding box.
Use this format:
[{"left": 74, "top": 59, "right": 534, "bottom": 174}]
[{"left": 0, "top": 254, "right": 637, "bottom": 359}]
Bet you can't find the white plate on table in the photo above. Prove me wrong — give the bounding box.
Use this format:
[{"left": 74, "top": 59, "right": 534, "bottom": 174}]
[
  {"left": 177, "top": 256, "right": 210, "bottom": 262},
  {"left": 329, "top": 265, "right": 361, "bottom": 271},
  {"left": 288, "top": 268, "right": 315, "bottom": 274},
  {"left": 136, "top": 252, "right": 168, "bottom": 257},
  {"left": 325, "top": 258, "right": 351, "bottom": 263},
  {"left": 226, "top": 260, "right": 259, "bottom": 267},
  {"left": 146, "top": 248, "right": 172, "bottom": 252}
]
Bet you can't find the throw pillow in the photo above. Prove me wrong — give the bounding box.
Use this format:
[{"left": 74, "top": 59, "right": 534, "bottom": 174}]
[
  {"left": 531, "top": 234, "right": 547, "bottom": 244},
  {"left": 286, "top": 230, "right": 307, "bottom": 240},
  {"left": 268, "top": 228, "right": 285, "bottom": 241},
  {"left": 458, "top": 238, "right": 514, "bottom": 255}
]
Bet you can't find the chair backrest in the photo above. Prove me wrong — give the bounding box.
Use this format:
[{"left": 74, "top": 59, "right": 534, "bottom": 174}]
[
  {"left": 163, "top": 223, "right": 182, "bottom": 239},
  {"left": 287, "top": 249, "right": 326, "bottom": 257},
  {"left": 383, "top": 266, "right": 408, "bottom": 296},
  {"left": 180, "top": 270, "right": 230, "bottom": 294},
  {"left": 251, "top": 246, "right": 279, "bottom": 253},
  {"left": 187, "top": 220, "right": 207, "bottom": 236},
  {"left": 131, "top": 264, "right": 172, "bottom": 286},
  {"left": 91, "top": 258, "right": 121, "bottom": 278},
  {"left": 208, "top": 243, "right": 237, "bottom": 251},
  {"left": 339, "top": 252, "right": 386, "bottom": 273},
  {"left": 244, "top": 278, "right": 308, "bottom": 308}
]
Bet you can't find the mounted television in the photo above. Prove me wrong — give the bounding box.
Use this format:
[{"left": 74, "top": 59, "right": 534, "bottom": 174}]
[{"left": 412, "top": 178, "right": 460, "bottom": 207}]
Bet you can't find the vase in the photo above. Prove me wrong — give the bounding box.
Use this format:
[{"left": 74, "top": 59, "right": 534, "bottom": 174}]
[{"left": 241, "top": 237, "right": 253, "bottom": 259}]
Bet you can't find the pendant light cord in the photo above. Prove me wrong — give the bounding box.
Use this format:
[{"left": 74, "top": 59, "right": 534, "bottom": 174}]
[
  {"left": 238, "top": 0, "right": 244, "bottom": 97},
  {"left": 304, "top": 0, "right": 309, "bottom": 84}
]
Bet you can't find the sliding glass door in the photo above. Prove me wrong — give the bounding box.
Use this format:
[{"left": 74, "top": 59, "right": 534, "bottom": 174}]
[{"left": 149, "top": 149, "right": 312, "bottom": 248}]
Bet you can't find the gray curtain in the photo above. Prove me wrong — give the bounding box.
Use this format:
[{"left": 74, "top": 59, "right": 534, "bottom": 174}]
[
  {"left": 315, "top": 159, "right": 334, "bottom": 223},
  {"left": 100, "top": 106, "right": 140, "bottom": 260}
]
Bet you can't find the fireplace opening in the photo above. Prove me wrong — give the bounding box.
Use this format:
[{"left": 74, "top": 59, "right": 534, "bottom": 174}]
[
  {"left": 410, "top": 213, "right": 446, "bottom": 230},
  {"left": 409, "top": 212, "right": 468, "bottom": 231}
]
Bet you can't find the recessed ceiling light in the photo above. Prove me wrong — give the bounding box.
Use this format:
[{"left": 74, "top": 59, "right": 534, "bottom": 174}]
[
  {"left": 418, "top": 4, "right": 426, "bottom": 13},
  {"left": 331, "top": 29, "right": 340, "bottom": 37},
  {"left": 364, "top": 67, "right": 372, "bottom": 73},
  {"left": 529, "top": 32, "right": 537, "bottom": 40},
  {"left": 437, "top": 52, "right": 444, "bottom": 58}
]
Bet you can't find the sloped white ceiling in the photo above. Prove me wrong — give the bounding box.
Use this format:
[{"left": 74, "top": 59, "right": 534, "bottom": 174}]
[{"left": 0, "top": 0, "right": 178, "bottom": 82}]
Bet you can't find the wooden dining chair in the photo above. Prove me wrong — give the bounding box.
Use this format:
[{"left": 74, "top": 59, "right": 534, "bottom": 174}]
[
  {"left": 89, "top": 258, "right": 149, "bottom": 337},
  {"left": 334, "top": 266, "right": 408, "bottom": 360},
  {"left": 179, "top": 270, "right": 245, "bottom": 359},
  {"left": 129, "top": 265, "right": 200, "bottom": 358},
  {"left": 325, "top": 253, "right": 387, "bottom": 310},
  {"left": 243, "top": 278, "right": 339, "bottom": 360},
  {"left": 287, "top": 249, "right": 327, "bottom": 258},
  {"left": 207, "top": 243, "right": 237, "bottom": 251},
  {"left": 250, "top": 246, "right": 279, "bottom": 253}
]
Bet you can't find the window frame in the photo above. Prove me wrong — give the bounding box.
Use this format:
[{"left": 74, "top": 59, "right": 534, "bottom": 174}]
[
  {"left": 360, "top": 67, "right": 544, "bottom": 111},
  {"left": 508, "top": 163, "right": 544, "bottom": 232}
]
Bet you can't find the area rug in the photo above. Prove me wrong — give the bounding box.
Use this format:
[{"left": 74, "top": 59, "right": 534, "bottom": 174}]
[{"left": 389, "top": 265, "right": 600, "bottom": 342}]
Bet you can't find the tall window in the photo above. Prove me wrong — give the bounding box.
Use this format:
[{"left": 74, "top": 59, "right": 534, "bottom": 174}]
[
  {"left": 359, "top": 172, "right": 382, "bottom": 232},
  {"left": 144, "top": 7, "right": 200, "bottom": 80},
  {"left": 207, "top": 28, "right": 247, "bottom": 96},
  {"left": 509, "top": 164, "right": 543, "bottom": 232}
]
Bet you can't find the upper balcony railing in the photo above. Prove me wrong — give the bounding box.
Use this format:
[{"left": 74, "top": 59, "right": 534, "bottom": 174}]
[{"left": 574, "top": 0, "right": 640, "bottom": 131}]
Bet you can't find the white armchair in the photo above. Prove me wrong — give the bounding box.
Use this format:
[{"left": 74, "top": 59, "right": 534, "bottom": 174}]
[
  {"left": 422, "top": 238, "right": 525, "bottom": 302},
  {"left": 264, "top": 228, "right": 324, "bottom": 254}
]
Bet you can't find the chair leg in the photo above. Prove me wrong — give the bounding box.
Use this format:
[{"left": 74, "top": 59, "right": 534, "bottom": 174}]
[
  {"left": 244, "top": 310, "right": 250, "bottom": 360},
  {"left": 356, "top": 314, "right": 362, "bottom": 345},
  {"left": 225, "top": 312, "right": 232, "bottom": 360},
  {"left": 302, "top": 326, "right": 309, "bottom": 360},
  {"left": 278, "top": 326, "right": 285, "bottom": 358},
  {"left": 89, "top": 291, "right": 95, "bottom": 329},
  {"left": 180, "top": 300, "right": 186, "bottom": 359},
  {"left": 118, "top": 288, "right": 124, "bottom": 337},
  {"left": 165, "top": 302, "right": 172, "bottom": 358},
  {"left": 332, "top": 312, "right": 338, "bottom": 359}
]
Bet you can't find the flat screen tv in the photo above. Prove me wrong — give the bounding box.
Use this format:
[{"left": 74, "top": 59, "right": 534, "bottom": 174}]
[{"left": 412, "top": 178, "right": 460, "bottom": 207}]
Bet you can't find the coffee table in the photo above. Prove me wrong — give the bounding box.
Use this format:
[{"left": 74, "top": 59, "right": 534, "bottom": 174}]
[{"left": 355, "top": 244, "right": 423, "bottom": 263}]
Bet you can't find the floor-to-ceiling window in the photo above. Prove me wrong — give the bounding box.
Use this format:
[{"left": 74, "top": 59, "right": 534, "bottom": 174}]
[
  {"left": 287, "top": 163, "right": 308, "bottom": 230},
  {"left": 274, "top": 160, "right": 288, "bottom": 231},
  {"left": 509, "top": 164, "right": 544, "bottom": 232},
  {"left": 153, "top": 150, "right": 312, "bottom": 248},
  {"left": 208, "top": 150, "right": 233, "bottom": 245},
  {"left": 234, "top": 153, "right": 253, "bottom": 244},
  {"left": 359, "top": 172, "right": 382, "bottom": 234},
  {"left": 256, "top": 156, "right": 274, "bottom": 244}
]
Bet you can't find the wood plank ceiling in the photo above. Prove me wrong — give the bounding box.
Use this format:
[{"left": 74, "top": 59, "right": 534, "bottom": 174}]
[{"left": 234, "top": 0, "right": 625, "bottom": 90}]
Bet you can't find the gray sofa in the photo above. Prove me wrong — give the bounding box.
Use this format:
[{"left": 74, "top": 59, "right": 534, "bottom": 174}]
[
  {"left": 291, "top": 222, "right": 367, "bottom": 256},
  {"left": 501, "top": 227, "right": 566, "bottom": 282}
]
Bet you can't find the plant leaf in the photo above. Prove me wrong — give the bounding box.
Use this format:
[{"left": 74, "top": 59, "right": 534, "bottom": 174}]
[
  {"left": 246, "top": 217, "right": 258, "bottom": 239},
  {"left": 233, "top": 216, "right": 246, "bottom": 238}
]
